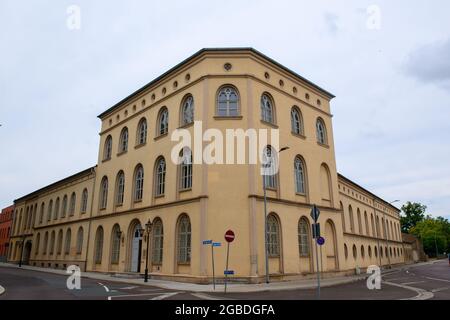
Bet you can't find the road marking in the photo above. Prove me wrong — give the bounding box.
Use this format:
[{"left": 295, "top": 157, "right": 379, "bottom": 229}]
[
  {"left": 150, "top": 292, "right": 179, "bottom": 300},
  {"left": 384, "top": 281, "right": 433, "bottom": 300},
  {"left": 425, "top": 277, "right": 450, "bottom": 283},
  {"left": 431, "top": 286, "right": 450, "bottom": 293},
  {"left": 120, "top": 286, "right": 138, "bottom": 290},
  {"left": 108, "top": 292, "right": 174, "bottom": 300},
  {"left": 0, "top": 285, "right": 5, "bottom": 296},
  {"left": 98, "top": 282, "right": 110, "bottom": 292},
  {"left": 401, "top": 281, "right": 425, "bottom": 285},
  {"left": 191, "top": 293, "right": 234, "bottom": 300}
]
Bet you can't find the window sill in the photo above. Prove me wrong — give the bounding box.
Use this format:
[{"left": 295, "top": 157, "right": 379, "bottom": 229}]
[
  {"left": 291, "top": 132, "right": 306, "bottom": 140},
  {"left": 177, "top": 262, "right": 191, "bottom": 266},
  {"left": 154, "top": 194, "right": 165, "bottom": 199},
  {"left": 295, "top": 192, "right": 307, "bottom": 197},
  {"left": 135, "top": 142, "right": 146, "bottom": 150},
  {"left": 178, "top": 122, "right": 194, "bottom": 129},
  {"left": 213, "top": 116, "right": 243, "bottom": 120},
  {"left": 265, "top": 187, "right": 278, "bottom": 191},
  {"left": 316, "top": 142, "right": 329, "bottom": 149},
  {"left": 260, "top": 120, "right": 278, "bottom": 128},
  {"left": 102, "top": 158, "right": 111, "bottom": 163},
  {"left": 179, "top": 188, "right": 192, "bottom": 193},
  {"left": 154, "top": 133, "right": 168, "bottom": 141},
  {"left": 117, "top": 150, "right": 128, "bottom": 157},
  {"left": 134, "top": 199, "right": 143, "bottom": 204}
]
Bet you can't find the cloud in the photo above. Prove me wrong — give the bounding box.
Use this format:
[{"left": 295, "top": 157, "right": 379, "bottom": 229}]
[
  {"left": 403, "top": 38, "right": 450, "bottom": 89},
  {"left": 324, "top": 12, "right": 339, "bottom": 35}
]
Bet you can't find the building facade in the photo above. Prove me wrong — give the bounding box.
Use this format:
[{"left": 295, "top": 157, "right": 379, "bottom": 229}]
[
  {"left": 8, "top": 48, "right": 405, "bottom": 283},
  {"left": 0, "top": 205, "right": 14, "bottom": 261}
]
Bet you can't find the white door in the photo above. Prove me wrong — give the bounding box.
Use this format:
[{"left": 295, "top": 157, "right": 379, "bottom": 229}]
[{"left": 131, "top": 225, "right": 142, "bottom": 272}]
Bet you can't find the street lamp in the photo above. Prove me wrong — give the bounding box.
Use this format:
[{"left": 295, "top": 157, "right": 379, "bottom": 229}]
[
  {"left": 263, "top": 146, "right": 289, "bottom": 284},
  {"left": 144, "top": 219, "right": 153, "bottom": 282}
]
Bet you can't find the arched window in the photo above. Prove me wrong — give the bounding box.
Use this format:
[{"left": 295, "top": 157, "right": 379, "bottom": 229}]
[
  {"left": 81, "top": 189, "right": 88, "bottom": 213},
  {"left": 39, "top": 203, "right": 44, "bottom": 224},
  {"left": 35, "top": 233, "right": 40, "bottom": 255},
  {"left": 119, "top": 127, "right": 129, "bottom": 153},
  {"left": 157, "top": 107, "right": 169, "bottom": 136},
  {"left": 181, "top": 95, "right": 194, "bottom": 125},
  {"left": 291, "top": 106, "right": 303, "bottom": 135},
  {"left": 344, "top": 244, "right": 348, "bottom": 259},
  {"left": 261, "top": 93, "right": 275, "bottom": 124},
  {"left": 136, "top": 118, "right": 147, "bottom": 145},
  {"left": 104, "top": 135, "right": 112, "bottom": 160},
  {"left": 349, "top": 205, "right": 355, "bottom": 233},
  {"left": 217, "top": 86, "right": 239, "bottom": 116},
  {"left": 64, "top": 229, "right": 71, "bottom": 255},
  {"left": 371, "top": 214, "right": 375, "bottom": 237},
  {"left": 177, "top": 215, "right": 191, "bottom": 264},
  {"left": 49, "top": 231, "right": 55, "bottom": 255},
  {"left": 43, "top": 232, "right": 48, "bottom": 254},
  {"left": 100, "top": 177, "right": 108, "bottom": 209},
  {"left": 375, "top": 246, "right": 378, "bottom": 258},
  {"left": 115, "top": 171, "right": 125, "bottom": 206},
  {"left": 57, "top": 230, "right": 63, "bottom": 254},
  {"left": 134, "top": 165, "right": 144, "bottom": 201},
  {"left": 368, "top": 246, "right": 372, "bottom": 258},
  {"left": 69, "top": 192, "right": 76, "bottom": 216},
  {"left": 262, "top": 146, "right": 278, "bottom": 189},
  {"left": 364, "top": 212, "right": 369, "bottom": 236},
  {"left": 155, "top": 157, "right": 166, "bottom": 196},
  {"left": 294, "top": 156, "right": 306, "bottom": 194},
  {"left": 179, "top": 148, "right": 192, "bottom": 190},
  {"left": 316, "top": 118, "right": 327, "bottom": 144},
  {"left": 152, "top": 219, "right": 164, "bottom": 264},
  {"left": 47, "top": 200, "right": 53, "bottom": 222},
  {"left": 54, "top": 197, "right": 60, "bottom": 220},
  {"left": 352, "top": 244, "right": 357, "bottom": 259},
  {"left": 94, "top": 227, "right": 104, "bottom": 264},
  {"left": 267, "top": 214, "right": 280, "bottom": 257},
  {"left": 76, "top": 227, "right": 83, "bottom": 254},
  {"left": 357, "top": 209, "right": 362, "bottom": 234},
  {"left": 61, "top": 195, "right": 68, "bottom": 218},
  {"left": 298, "top": 218, "right": 310, "bottom": 257},
  {"left": 111, "top": 224, "right": 121, "bottom": 264},
  {"left": 361, "top": 245, "right": 365, "bottom": 259}
]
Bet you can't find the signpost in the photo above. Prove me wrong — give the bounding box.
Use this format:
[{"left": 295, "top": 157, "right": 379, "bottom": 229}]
[
  {"left": 224, "top": 230, "right": 235, "bottom": 294},
  {"left": 311, "top": 204, "right": 321, "bottom": 300},
  {"left": 202, "top": 239, "right": 220, "bottom": 290}
]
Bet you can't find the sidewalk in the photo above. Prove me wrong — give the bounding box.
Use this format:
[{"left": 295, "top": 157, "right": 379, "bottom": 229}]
[{"left": 0, "top": 261, "right": 438, "bottom": 293}]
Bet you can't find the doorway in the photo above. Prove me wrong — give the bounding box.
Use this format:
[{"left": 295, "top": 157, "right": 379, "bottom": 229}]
[{"left": 130, "top": 224, "right": 142, "bottom": 273}]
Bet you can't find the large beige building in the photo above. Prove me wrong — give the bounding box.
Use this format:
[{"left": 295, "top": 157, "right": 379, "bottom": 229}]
[{"left": 8, "top": 48, "right": 405, "bottom": 283}]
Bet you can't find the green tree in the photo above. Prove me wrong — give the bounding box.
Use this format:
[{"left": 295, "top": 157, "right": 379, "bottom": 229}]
[
  {"left": 410, "top": 216, "right": 450, "bottom": 257},
  {"left": 400, "top": 202, "right": 426, "bottom": 233}
]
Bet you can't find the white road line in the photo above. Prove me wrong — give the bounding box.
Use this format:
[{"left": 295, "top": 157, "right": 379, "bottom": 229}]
[
  {"left": 119, "top": 286, "right": 138, "bottom": 290},
  {"left": 150, "top": 292, "right": 180, "bottom": 300},
  {"left": 0, "top": 285, "right": 5, "bottom": 296},
  {"left": 425, "top": 277, "right": 450, "bottom": 283},
  {"left": 98, "top": 282, "right": 110, "bottom": 292},
  {"left": 191, "top": 293, "right": 234, "bottom": 300},
  {"left": 384, "top": 281, "right": 433, "bottom": 300},
  {"left": 431, "top": 287, "right": 450, "bottom": 293},
  {"left": 401, "top": 281, "right": 425, "bottom": 285},
  {"left": 108, "top": 292, "right": 174, "bottom": 300}
]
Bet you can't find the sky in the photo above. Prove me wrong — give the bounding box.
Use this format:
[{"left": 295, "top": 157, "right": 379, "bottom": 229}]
[{"left": 1, "top": 0, "right": 449, "bottom": 218}]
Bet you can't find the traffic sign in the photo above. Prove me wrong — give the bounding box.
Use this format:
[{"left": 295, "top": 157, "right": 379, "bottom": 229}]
[
  {"left": 224, "top": 270, "right": 235, "bottom": 275},
  {"left": 310, "top": 205, "right": 320, "bottom": 222},
  {"left": 317, "top": 237, "right": 325, "bottom": 246},
  {"left": 202, "top": 240, "right": 213, "bottom": 245},
  {"left": 213, "top": 242, "right": 221, "bottom": 247},
  {"left": 225, "top": 230, "right": 235, "bottom": 243},
  {"left": 312, "top": 223, "right": 321, "bottom": 239}
]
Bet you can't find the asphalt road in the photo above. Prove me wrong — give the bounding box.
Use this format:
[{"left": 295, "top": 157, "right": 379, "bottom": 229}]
[{"left": 0, "top": 260, "right": 449, "bottom": 300}]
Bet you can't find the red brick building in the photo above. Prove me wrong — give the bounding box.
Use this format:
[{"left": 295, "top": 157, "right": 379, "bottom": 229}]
[{"left": 0, "top": 205, "right": 14, "bottom": 261}]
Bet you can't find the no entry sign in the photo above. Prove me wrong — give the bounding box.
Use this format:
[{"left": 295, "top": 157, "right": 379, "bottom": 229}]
[{"left": 224, "top": 230, "right": 235, "bottom": 243}]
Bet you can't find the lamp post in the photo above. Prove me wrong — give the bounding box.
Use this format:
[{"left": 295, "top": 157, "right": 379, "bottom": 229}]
[
  {"left": 144, "top": 219, "right": 153, "bottom": 282},
  {"left": 263, "top": 146, "right": 289, "bottom": 284}
]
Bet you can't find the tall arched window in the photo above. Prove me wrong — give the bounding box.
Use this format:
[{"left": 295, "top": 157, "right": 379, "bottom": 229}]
[
  {"left": 43, "top": 232, "right": 48, "bottom": 254},
  {"left": 69, "top": 192, "right": 76, "bottom": 216},
  {"left": 298, "top": 218, "right": 310, "bottom": 257},
  {"left": 316, "top": 118, "right": 327, "bottom": 144},
  {"left": 262, "top": 146, "right": 278, "bottom": 189},
  {"left": 104, "top": 135, "right": 112, "bottom": 160},
  {"left": 152, "top": 219, "right": 164, "bottom": 264},
  {"left": 134, "top": 165, "right": 144, "bottom": 201},
  {"left": 35, "top": 233, "right": 40, "bottom": 255},
  {"left": 57, "top": 230, "right": 63, "bottom": 254},
  {"left": 61, "top": 195, "right": 68, "bottom": 218},
  {"left": 177, "top": 215, "right": 191, "bottom": 264},
  {"left": 357, "top": 209, "right": 362, "bottom": 234},
  {"left": 217, "top": 86, "right": 239, "bottom": 116},
  {"left": 119, "top": 127, "right": 129, "bottom": 153},
  {"left": 294, "top": 156, "right": 306, "bottom": 194},
  {"left": 39, "top": 203, "right": 44, "bottom": 224},
  {"left": 115, "top": 171, "right": 125, "bottom": 206},
  {"left": 352, "top": 244, "right": 357, "bottom": 259},
  {"left": 76, "top": 227, "right": 83, "bottom": 254},
  {"left": 81, "top": 189, "right": 88, "bottom": 213},
  {"left": 157, "top": 107, "right": 169, "bottom": 136},
  {"left": 344, "top": 244, "right": 348, "bottom": 259},
  {"left": 267, "top": 214, "right": 280, "bottom": 257},
  {"left": 64, "top": 229, "right": 71, "bottom": 255},
  {"left": 49, "top": 231, "right": 55, "bottom": 255},
  {"left": 349, "top": 205, "right": 355, "bottom": 233},
  {"left": 47, "top": 200, "right": 53, "bottom": 222},
  {"left": 54, "top": 197, "right": 60, "bottom": 220},
  {"left": 136, "top": 118, "right": 147, "bottom": 145},
  {"left": 364, "top": 212, "right": 369, "bottom": 236},
  {"left": 179, "top": 148, "right": 192, "bottom": 190},
  {"left": 94, "top": 227, "right": 104, "bottom": 264},
  {"left": 371, "top": 214, "right": 376, "bottom": 237},
  {"left": 100, "top": 177, "right": 108, "bottom": 209},
  {"left": 181, "top": 95, "right": 194, "bottom": 125},
  {"left": 155, "top": 157, "right": 166, "bottom": 196},
  {"left": 111, "top": 224, "right": 121, "bottom": 264},
  {"left": 261, "top": 93, "right": 275, "bottom": 124},
  {"left": 291, "top": 106, "right": 303, "bottom": 135}
]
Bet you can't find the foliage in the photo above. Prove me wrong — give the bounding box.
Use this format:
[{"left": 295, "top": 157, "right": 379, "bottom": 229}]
[
  {"left": 410, "top": 216, "right": 450, "bottom": 257},
  {"left": 400, "top": 202, "right": 426, "bottom": 233}
]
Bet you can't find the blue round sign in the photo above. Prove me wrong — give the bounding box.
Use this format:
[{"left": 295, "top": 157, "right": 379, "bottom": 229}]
[{"left": 317, "top": 237, "right": 325, "bottom": 246}]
